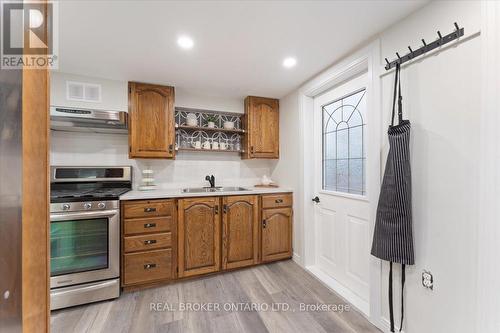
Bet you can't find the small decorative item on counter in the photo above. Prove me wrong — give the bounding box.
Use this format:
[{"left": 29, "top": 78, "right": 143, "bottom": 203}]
[
  {"left": 254, "top": 175, "right": 278, "bottom": 188},
  {"left": 139, "top": 168, "right": 156, "bottom": 191},
  {"left": 186, "top": 113, "right": 198, "bottom": 127},
  {"left": 223, "top": 120, "right": 235, "bottom": 130},
  {"left": 206, "top": 115, "right": 217, "bottom": 128}
]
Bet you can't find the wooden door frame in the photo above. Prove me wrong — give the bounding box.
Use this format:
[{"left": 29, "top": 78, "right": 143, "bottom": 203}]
[{"left": 21, "top": 0, "right": 50, "bottom": 331}]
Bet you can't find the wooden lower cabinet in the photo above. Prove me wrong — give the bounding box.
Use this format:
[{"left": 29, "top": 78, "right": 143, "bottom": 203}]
[
  {"left": 123, "top": 249, "right": 173, "bottom": 285},
  {"left": 121, "top": 193, "right": 292, "bottom": 289},
  {"left": 261, "top": 207, "right": 293, "bottom": 262},
  {"left": 222, "top": 195, "right": 259, "bottom": 270},
  {"left": 121, "top": 199, "right": 177, "bottom": 289},
  {"left": 178, "top": 197, "right": 221, "bottom": 277}
]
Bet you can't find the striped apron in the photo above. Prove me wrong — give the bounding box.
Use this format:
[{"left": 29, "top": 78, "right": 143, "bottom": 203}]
[{"left": 371, "top": 64, "right": 414, "bottom": 332}]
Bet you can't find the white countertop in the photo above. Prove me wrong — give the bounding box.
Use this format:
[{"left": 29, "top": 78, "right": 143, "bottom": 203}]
[{"left": 120, "top": 186, "right": 292, "bottom": 201}]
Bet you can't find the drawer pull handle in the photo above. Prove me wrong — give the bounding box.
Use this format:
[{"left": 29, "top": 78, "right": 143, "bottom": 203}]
[
  {"left": 144, "top": 239, "right": 157, "bottom": 245},
  {"left": 275, "top": 199, "right": 283, "bottom": 203},
  {"left": 144, "top": 223, "right": 156, "bottom": 228},
  {"left": 144, "top": 263, "right": 157, "bottom": 270},
  {"left": 262, "top": 219, "right": 267, "bottom": 228},
  {"left": 144, "top": 207, "right": 157, "bottom": 213}
]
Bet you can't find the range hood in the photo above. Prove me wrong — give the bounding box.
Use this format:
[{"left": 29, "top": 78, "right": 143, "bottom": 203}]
[{"left": 50, "top": 106, "right": 128, "bottom": 134}]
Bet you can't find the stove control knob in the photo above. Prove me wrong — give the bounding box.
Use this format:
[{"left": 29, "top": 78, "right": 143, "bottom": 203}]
[
  {"left": 97, "top": 202, "right": 106, "bottom": 209},
  {"left": 62, "top": 204, "right": 70, "bottom": 211},
  {"left": 83, "top": 203, "right": 92, "bottom": 210}
]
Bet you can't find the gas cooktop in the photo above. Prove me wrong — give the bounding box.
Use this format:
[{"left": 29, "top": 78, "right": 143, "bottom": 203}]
[{"left": 50, "top": 166, "right": 132, "bottom": 203}]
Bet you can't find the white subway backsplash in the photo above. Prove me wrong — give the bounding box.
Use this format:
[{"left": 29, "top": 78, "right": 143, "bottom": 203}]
[{"left": 50, "top": 131, "right": 275, "bottom": 189}]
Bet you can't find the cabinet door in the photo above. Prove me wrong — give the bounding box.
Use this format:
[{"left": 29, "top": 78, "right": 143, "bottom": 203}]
[
  {"left": 178, "top": 197, "right": 220, "bottom": 277},
  {"left": 261, "top": 207, "right": 292, "bottom": 262},
  {"left": 128, "top": 82, "right": 175, "bottom": 159},
  {"left": 222, "top": 195, "right": 259, "bottom": 270},
  {"left": 243, "top": 96, "right": 279, "bottom": 159}
]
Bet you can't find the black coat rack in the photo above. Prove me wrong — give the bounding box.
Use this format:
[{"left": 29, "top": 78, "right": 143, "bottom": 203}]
[{"left": 384, "top": 22, "right": 464, "bottom": 70}]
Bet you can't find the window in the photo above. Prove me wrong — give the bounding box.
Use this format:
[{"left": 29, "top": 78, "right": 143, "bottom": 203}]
[{"left": 322, "top": 89, "right": 366, "bottom": 195}]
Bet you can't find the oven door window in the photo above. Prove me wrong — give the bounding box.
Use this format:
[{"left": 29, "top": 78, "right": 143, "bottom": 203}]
[{"left": 50, "top": 218, "right": 109, "bottom": 276}]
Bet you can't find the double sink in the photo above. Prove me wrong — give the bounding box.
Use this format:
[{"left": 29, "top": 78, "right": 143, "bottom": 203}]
[{"left": 182, "top": 186, "right": 249, "bottom": 193}]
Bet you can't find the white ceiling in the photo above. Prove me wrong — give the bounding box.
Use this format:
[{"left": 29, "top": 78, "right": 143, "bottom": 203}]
[{"left": 57, "top": 0, "right": 428, "bottom": 99}]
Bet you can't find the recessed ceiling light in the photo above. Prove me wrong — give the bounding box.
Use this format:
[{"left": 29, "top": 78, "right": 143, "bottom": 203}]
[
  {"left": 177, "top": 35, "right": 194, "bottom": 50},
  {"left": 283, "top": 57, "right": 297, "bottom": 68}
]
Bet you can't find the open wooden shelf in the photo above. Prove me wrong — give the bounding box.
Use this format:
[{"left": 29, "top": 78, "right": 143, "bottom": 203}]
[
  {"left": 175, "top": 125, "right": 245, "bottom": 134},
  {"left": 176, "top": 147, "right": 244, "bottom": 153}
]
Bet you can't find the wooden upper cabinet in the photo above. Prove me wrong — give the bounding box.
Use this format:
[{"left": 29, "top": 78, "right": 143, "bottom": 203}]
[
  {"left": 261, "top": 207, "right": 292, "bottom": 262},
  {"left": 222, "top": 195, "right": 259, "bottom": 270},
  {"left": 178, "top": 197, "right": 221, "bottom": 277},
  {"left": 128, "top": 82, "right": 175, "bottom": 159},
  {"left": 242, "top": 96, "right": 279, "bottom": 159}
]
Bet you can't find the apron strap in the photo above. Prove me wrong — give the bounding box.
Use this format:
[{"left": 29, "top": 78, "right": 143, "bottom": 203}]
[
  {"left": 400, "top": 264, "right": 406, "bottom": 332},
  {"left": 389, "top": 262, "right": 395, "bottom": 332},
  {"left": 397, "top": 68, "right": 403, "bottom": 124},
  {"left": 390, "top": 64, "right": 403, "bottom": 126}
]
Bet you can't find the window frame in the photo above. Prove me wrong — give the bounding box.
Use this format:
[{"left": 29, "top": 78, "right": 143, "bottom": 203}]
[{"left": 321, "top": 87, "right": 367, "bottom": 197}]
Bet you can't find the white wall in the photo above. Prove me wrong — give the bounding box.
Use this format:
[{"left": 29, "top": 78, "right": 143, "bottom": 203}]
[
  {"left": 271, "top": 90, "right": 301, "bottom": 261},
  {"left": 51, "top": 72, "right": 128, "bottom": 111},
  {"left": 279, "top": 1, "right": 482, "bottom": 332},
  {"left": 50, "top": 72, "right": 274, "bottom": 188}
]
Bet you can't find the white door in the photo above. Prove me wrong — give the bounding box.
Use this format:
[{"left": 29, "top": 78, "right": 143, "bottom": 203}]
[{"left": 312, "top": 71, "right": 373, "bottom": 311}]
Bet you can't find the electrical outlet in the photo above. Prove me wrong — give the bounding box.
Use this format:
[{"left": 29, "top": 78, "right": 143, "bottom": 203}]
[{"left": 422, "top": 270, "right": 433, "bottom": 290}]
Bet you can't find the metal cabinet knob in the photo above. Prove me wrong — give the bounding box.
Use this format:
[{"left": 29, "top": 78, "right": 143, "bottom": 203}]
[
  {"left": 144, "top": 239, "right": 157, "bottom": 245},
  {"left": 144, "top": 263, "right": 157, "bottom": 270},
  {"left": 312, "top": 196, "right": 320, "bottom": 203},
  {"left": 144, "top": 223, "right": 156, "bottom": 228}
]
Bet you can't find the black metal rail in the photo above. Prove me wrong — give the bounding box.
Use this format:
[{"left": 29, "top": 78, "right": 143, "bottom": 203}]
[{"left": 384, "top": 22, "right": 464, "bottom": 70}]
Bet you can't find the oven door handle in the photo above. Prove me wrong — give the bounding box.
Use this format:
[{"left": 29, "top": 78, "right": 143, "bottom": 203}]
[{"left": 50, "top": 209, "right": 118, "bottom": 221}]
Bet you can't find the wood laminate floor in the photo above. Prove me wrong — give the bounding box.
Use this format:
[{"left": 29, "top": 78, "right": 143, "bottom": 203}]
[{"left": 51, "top": 260, "right": 381, "bottom": 333}]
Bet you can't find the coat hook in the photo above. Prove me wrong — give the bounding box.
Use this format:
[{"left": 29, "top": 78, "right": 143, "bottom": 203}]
[
  {"left": 408, "top": 46, "right": 413, "bottom": 53},
  {"left": 454, "top": 22, "right": 459, "bottom": 30},
  {"left": 385, "top": 58, "right": 390, "bottom": 65},
  {"left": 396, "top": 52, "right": 401, "bottom": 59},
  {"left": 422, "top": 39, "right": 427, "bottom": 47},
  {"left": 437, "top": 31, "right": 442, "bottom": 39}
]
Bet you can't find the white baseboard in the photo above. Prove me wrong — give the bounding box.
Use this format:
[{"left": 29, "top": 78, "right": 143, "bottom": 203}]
[
  {"left": 380, "top": 317, "right": 405, "bottom": 333},
  {"left": 292, "top": 252, "right": 302, "bottom": 266},
  {"left": 305, "top": 265, "right": 370, "bottom": 316}
]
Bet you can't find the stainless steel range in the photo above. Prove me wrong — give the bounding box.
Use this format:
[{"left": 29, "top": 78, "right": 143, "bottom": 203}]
[{"left": 49, "top": 166, "right": 132, "bottom": 310}]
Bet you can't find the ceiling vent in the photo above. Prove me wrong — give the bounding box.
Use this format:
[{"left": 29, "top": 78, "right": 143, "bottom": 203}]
[{"left": 66, "top": 81, "right": 102, "bottom": 103}]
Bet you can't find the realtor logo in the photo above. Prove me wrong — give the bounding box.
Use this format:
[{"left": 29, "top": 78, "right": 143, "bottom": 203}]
[{"left": 1, "top": 1, "right": 58, "bottom": 69}]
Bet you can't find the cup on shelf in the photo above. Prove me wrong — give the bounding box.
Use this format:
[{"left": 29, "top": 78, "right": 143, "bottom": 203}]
[
  {"left": 223, "top": 121, "right": 235, "bottom": 130},
  {"left": 212, "top": 142, "right": 219, "bottom": 150},
  {"left": 192, "top": 140, "right": 201, "bottom": 149},
  {"left": 186, "top": 113, "right": 198, "bottom": 127}
]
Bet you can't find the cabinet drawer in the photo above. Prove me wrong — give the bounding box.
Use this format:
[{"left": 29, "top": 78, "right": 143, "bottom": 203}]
[
  {"left": 262, "top": 193, "right": 292, "bottom": 209},
  {"left": 124, "top": 232, "right": 172, "bottom": 253},
  {"left": 124, "top": 216, "right": 172, "bottom": 235},
  {"left": 123, "top": 200, "right": 174, "bottom": 219},
  {"left": 123, "top": 249, "right": 172, "bottom": 285}
]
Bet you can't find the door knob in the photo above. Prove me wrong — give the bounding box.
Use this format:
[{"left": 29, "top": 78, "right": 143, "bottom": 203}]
[{"left": 312, "top": 196, "right": 320, "bottom": 203}]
